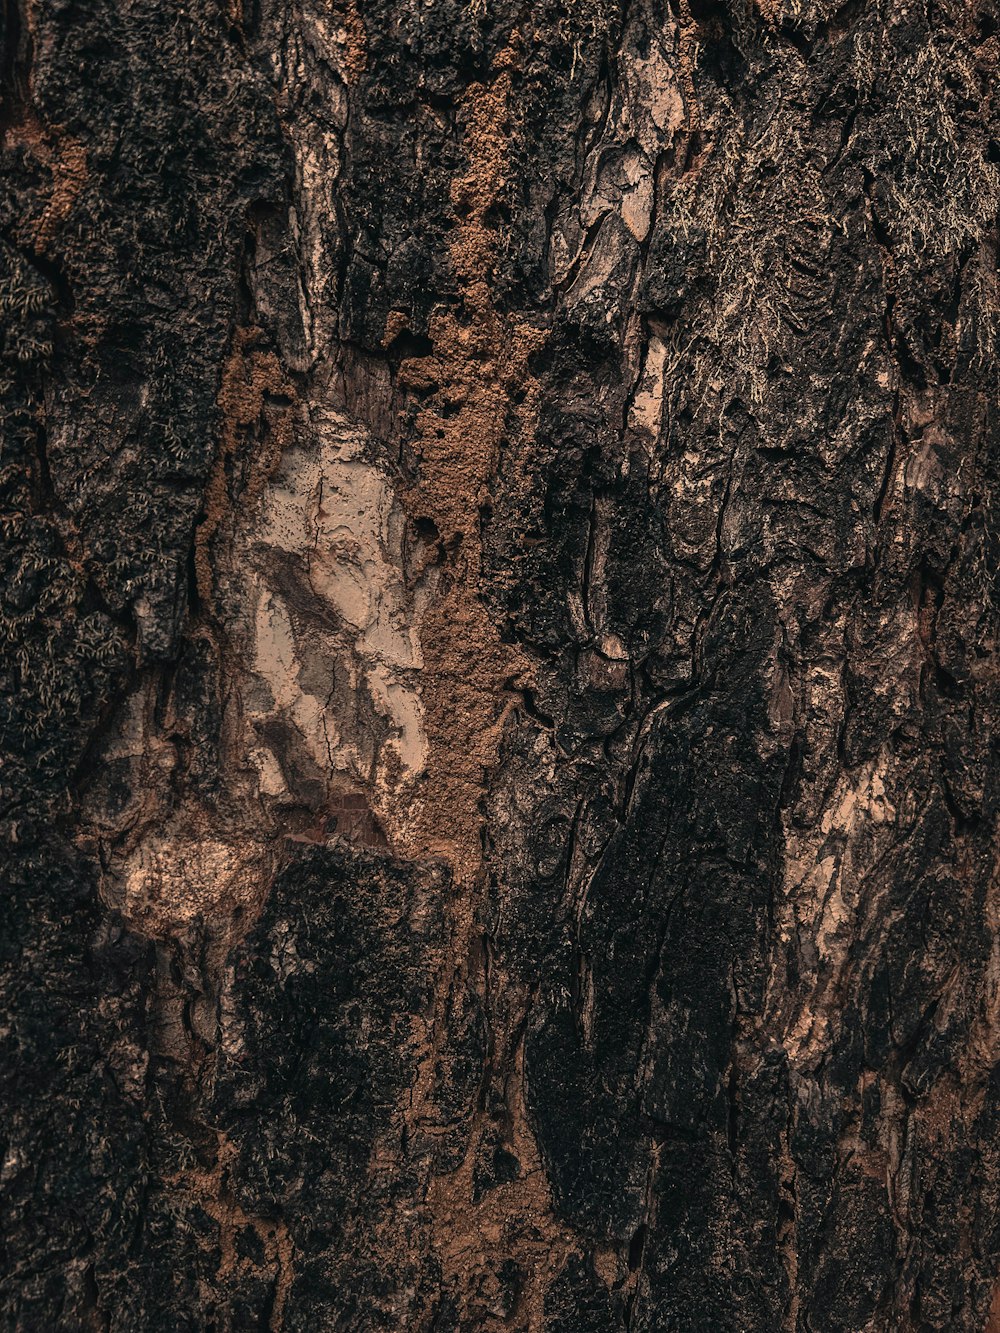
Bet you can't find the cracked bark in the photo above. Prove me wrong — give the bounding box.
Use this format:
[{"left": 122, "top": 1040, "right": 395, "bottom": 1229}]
[{"left": 2, "top": 0, "right": 1000, "bottom": 1328}]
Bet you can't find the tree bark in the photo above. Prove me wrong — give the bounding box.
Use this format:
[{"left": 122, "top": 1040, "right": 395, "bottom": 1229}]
[{"left": 3, "top": 0, "right": 1000, "bottom": 1327}]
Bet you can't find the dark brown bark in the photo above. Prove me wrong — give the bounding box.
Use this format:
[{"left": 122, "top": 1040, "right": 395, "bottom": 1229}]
[{"left": 2, "top": 0, "right": 1000, "bottom": 1328}]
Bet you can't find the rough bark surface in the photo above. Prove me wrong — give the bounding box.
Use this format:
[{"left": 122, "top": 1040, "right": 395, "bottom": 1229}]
[{"left": 3, "top": 0, "right": 1000, "bottom": 1328}]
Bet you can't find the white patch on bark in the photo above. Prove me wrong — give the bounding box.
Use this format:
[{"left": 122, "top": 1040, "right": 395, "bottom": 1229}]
[
  {"left": 778, "top": 756, "right": 900, "bottom": 1068},
  {"left": 120, "top": 831, "right": 274, "bottom": 931},
  {"left": 628, "top": 334, "right": 668, "bottom": 440},
  {"left": 226, "top": 406, "right": 428, "bottom": 835}
]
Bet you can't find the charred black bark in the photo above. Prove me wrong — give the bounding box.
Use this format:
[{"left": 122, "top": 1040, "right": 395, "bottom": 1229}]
[{"left": 3, "top": 0, "right": 1000, "bottom": 1329}]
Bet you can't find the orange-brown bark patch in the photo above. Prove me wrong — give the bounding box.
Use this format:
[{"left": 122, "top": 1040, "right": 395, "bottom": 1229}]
[
  {"left": 393, "top": 38, "right": 578, "bottom": 1328},
  {"left": 398, "top": 58, "right": 541, "bottom": 885},
  {"left": 195, "top": 325, "right": 294, "bottom": 608},
  {"left": 167, "top": 1131, "right": 293, "bottom": 1332},
  {"left": 4, "top": 113, "right": 88, "bottom": 254}
]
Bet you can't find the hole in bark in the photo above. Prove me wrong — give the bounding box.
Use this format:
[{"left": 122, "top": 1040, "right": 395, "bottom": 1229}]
[
  {"left": 387, "top": 328, "right": 433, "bottom": 359},
  {"left": 687, "top": 0, "right": 725, "bottom": 20},
  {"left": 412, "top": 515, "right": 439, "bottom": 542},
  {"left": 482, "top": 201, "right": 511, "bottom": 230},
  {"left": 777, "top": 19, "right": 813, "bottom": 59},
  {"left": 934, "top": 663, "right": 961, "bottom": 699},
  {"left": 627, "top": 1225, "right": 647, "bottom": 1271}
]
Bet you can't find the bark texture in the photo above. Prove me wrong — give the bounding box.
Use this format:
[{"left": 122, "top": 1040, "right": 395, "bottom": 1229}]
[{"left": 3, "top": 0, "right": 1000, "bottom": 1328}]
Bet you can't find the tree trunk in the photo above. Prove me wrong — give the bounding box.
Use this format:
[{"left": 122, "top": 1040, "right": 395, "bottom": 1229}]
[{"left": 3, "top": 0, "right": 1000, "bottom": 1327}]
